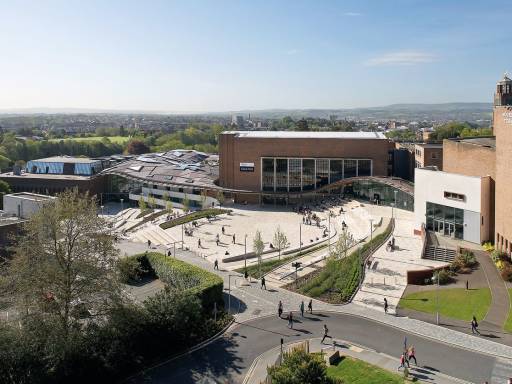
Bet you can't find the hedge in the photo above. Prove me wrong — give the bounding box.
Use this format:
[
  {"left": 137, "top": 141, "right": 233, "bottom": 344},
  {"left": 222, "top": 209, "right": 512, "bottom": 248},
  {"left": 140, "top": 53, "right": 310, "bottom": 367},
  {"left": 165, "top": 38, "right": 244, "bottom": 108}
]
[
  {"left": 159, "top": 208, "right": 229, "bottom": 230},
  {"left": 122, "top": 252, "right": 224, "bottom": 311}
]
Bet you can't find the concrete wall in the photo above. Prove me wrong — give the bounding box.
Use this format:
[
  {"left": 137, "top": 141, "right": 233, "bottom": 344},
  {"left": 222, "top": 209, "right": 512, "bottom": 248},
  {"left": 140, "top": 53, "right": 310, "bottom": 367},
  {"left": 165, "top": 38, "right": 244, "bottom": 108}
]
[
  {"left": 494, "top": 106, "right": 512, "bottom": 253},
  {"left": 219, "top": 133, "right": 392, "bottom": 191},
  {"left": 414, "top": 168, "right": 486, "bottom": 243},
  {"left": 3, "top": 193, "right": 55, "bottom": 219}
]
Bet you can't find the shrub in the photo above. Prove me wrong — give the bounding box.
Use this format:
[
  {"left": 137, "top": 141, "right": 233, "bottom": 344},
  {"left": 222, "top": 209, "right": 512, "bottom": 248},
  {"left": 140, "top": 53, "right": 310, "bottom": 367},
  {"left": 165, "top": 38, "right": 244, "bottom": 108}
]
[
  {"left": 144, "top": 252, "right": 223, "bottom": 311},
  {"left": 159, "top": 208, "right": 229, "bottom": 230},
  {"left": 483, "top": 242, "right": 494, "bottom": 253},
  {"left": 118, "top": 254, "right": 153, "bottom": 283},
  {"left": 433, "top": 269, "right": 452, "bottom": 285},
  {"left": 452, "top": 250, "right": 477, "bottom": 271},
  {"left": 500, "top": 261, "right": 512, "bottom": 282}
]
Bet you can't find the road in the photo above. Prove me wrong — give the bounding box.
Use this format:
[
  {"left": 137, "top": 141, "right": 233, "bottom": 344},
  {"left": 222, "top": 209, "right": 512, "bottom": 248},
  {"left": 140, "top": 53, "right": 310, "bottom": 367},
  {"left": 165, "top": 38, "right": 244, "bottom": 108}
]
[{"left": 131, "top": 311, "right": 498, "bottom": 384}]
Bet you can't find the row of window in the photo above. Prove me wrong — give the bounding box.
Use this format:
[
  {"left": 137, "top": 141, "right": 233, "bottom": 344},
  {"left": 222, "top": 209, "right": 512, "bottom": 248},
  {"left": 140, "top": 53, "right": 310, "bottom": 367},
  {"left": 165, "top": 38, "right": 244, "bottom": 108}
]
[
  {"left": 261, "top": 158, "right": 372, "bottom": 192},
  {"left": 444, "top": 191, "right": 465, "bottom": 201}
]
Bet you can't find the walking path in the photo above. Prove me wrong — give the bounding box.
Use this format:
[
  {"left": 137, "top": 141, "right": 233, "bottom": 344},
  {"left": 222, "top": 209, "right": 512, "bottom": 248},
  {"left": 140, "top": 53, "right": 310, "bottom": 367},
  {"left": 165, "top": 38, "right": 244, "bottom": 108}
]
[
  {"left": 245, "top": 338, "right": 469, "bottom": 384},
  {"left": 353, "top": 209, "right": 447, "bottom": 314}
]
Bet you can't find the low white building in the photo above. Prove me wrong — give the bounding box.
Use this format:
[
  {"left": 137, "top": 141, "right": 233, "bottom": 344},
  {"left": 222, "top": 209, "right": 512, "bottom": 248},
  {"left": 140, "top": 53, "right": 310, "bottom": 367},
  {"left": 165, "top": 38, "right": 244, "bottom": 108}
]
[
  {"left": 414, "top": 168, "right": 492, "bottom": 244},
  {"left": 3, "top": 192, "right": 56, "bottom": 219}
]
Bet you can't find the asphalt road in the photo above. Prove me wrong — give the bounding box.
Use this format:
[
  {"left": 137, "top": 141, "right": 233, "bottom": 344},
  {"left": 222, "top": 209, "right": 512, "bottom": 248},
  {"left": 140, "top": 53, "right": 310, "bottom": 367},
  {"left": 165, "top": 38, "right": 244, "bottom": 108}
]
[{"left": 132, "top": 311, "right": 497, "bottom": 384}]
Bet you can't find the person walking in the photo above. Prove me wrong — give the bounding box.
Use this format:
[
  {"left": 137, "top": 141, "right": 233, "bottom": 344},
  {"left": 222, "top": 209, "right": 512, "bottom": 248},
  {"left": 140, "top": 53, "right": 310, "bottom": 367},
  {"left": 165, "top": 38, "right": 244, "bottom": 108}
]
[
  {"left": 300, "top": 301, "right": 305, "bottom": 317},
  {"left": 198, "top": 238, "right": 201, "bottom": 248},
  {"left": 308, "top": 299, "right": 313, "bottom": 314},
  {"left": 288, "top": 312, "right": 293, "bottom": 329},
  {"left": 147, "top": 239, "right": 151, "bottom": 248},
  {"left": 214, "top": 259, "right": 219, "bottom": 270},
  {"left": 321, "top": 324, "right": 331, "bottom": 344},
  {"left": 232, "top": 234, "right": 236, "bottom": 244},
  {"left": 397, "top": 353, "right": 406, "bottom": 371},
  {"left": 278, "top": 301, "right": 283, "bottom": 318},
  {"left": 408, "top": 345, "right": 417, "bottom": 365},
  {"left": 471, "top": 316, "right": 481, "bottom": 335},
  {"left": 384, "top": 298, "right": 389, "bottom": 314},
  {"left": 222, "top": 226, "right": 225, "bottom": 235},
  {"left": 261, "top": 276, "right": 266, "bottom": 290},
  {"left": 244, "top": 269, "right": 249, "bottom": 280}
]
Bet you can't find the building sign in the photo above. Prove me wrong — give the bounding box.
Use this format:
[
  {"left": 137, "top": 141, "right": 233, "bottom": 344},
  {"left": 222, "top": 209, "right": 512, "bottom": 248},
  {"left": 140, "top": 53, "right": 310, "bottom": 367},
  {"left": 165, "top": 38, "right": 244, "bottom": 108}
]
[
  {"left": 503, "top": 111, "right": 512, "bottom": 124},
  {"left": 240, "top": 162, "right": 254, "bottom": 172}
]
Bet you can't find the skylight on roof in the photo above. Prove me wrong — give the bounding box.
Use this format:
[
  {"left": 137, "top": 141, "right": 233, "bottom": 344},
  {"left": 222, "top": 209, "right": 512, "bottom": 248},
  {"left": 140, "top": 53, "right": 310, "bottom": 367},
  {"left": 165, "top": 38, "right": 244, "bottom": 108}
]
[{"left": 128, "top": 166, "right": 143, "bottom": 172}]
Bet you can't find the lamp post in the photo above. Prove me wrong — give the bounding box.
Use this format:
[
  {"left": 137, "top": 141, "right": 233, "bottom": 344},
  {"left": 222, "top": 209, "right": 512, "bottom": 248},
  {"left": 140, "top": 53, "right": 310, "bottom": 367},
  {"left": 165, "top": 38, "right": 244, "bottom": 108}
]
[
  {"left": 228, "top": 274, "right": 236, "bottom": 314},
  {"left": 244, "top": 234, "right": 247, "bottom": 270},
  {"left": 436, "top": 270, "right": 440, "bottom": 325},
  {"left": 120, "top": 198, "right": 124, "bottom": 212},
  {"left": 100, "top": 205, "right": 104, "bottom": 217},
  {"left": 328, "top": 213, "right": 331, "bottom": 256},
  {"left": 299, "top": 223, "right": 302, "bottom": 255},
  {"left": 393, "top": 190, "right": 398, "bottom": 221},
  {"left": 369, "top": 218, "right": 374, "bottom": 253},
  {"left": 181, "top": 224, "right": 184, "bottom": 249}
]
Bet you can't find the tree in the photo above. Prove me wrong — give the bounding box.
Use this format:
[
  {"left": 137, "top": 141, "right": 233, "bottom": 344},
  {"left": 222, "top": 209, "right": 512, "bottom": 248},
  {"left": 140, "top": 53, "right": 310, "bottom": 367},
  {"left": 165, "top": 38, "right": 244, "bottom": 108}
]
[
  {"left": 253, "top": 230, "right": 264, "bottom": 277},
  {"left": 273, "top": 226, "right": 288, "bottom": 260},
  {"left": 216, "top": 190, "right": 225, "bottom": 208},
  {"left": 200, "top": 191, "right": 208, "bottom": 210},
  {"left": 126, "top": 140, "right": 150, "bottom": 155},
  {"left": 2, "top": 189, "right": 121, "bottom": 340},
  {"left": 138, "top": 195, "right": 147, "bottom": 211},
  {"left": 162, "top": 192, "right": 173, "bottom": 213},
  {"left": 182, "top": 194, "right": 190, "bottom": 213},
  {"left": 0, "top": 180, "right": 11, "bottom": 210},
  {"left": 148, "top": 194, "right": 156, "bottom": 209},
  {"left": 267, "top": 348, "right": 338, "bottom": 384},
  {"left": 334, "top": 229, "right": 355, "bottom": 259}
]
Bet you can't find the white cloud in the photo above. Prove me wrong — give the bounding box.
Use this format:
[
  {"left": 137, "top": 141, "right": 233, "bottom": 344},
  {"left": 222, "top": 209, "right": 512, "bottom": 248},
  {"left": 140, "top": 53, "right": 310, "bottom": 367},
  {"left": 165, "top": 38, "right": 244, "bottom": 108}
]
[
  {"left": 364, "top": 51, "right": 437, "bottom": 66},
  {"left": 344, "top": 12, "right": 362, "bottom": 16}
]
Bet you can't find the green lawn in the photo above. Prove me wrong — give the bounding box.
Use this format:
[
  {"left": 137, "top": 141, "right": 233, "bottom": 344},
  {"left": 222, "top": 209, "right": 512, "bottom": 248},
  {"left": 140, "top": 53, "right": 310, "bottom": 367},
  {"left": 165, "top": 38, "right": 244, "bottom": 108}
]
[
  {"left": 327, "top": 356, "right": 405, "bottom": 384},
  {"left": 48, "top": 136, "right": 130, "bottom": 144},
  {"left": 504, "top": 289, "right": 512, "bottom": 333},
  {"left": 399, "top": 288, "right": 491, "bottom": 322}
]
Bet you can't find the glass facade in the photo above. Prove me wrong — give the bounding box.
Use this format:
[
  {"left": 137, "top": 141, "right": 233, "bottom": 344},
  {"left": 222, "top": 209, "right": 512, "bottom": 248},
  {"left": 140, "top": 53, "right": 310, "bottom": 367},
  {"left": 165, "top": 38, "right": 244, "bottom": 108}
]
[
  {"left": 344, "top": 179, "right": 414, "bottom": 212},
  {"left": 425, "top": 202, "right": 464, "bottom": 239},
  {"left": 260, "top": 157, "right": 373, "bottom": 192}
]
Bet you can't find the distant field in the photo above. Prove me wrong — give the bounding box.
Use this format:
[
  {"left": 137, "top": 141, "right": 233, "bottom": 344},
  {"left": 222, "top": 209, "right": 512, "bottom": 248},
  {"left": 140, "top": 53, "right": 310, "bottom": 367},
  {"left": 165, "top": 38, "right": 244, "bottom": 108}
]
[{"left": 48, "top": 136, "right": 130, "bottom": 144}]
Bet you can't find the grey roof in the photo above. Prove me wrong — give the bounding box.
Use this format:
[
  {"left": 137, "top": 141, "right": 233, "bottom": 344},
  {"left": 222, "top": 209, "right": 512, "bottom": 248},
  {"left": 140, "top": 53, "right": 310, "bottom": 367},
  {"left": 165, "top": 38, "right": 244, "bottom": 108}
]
[
  {"left": 451, "top": 136, "right": 496, "bottom": 149},
  {"left": 103, "top": 149, "right": 219, "bottom": 189},
  {"left": 33, "top": 156, "right": 100, "bottom": 164},
  {"left": 223, "top": 131, "right": 386, "bottom": 139}
]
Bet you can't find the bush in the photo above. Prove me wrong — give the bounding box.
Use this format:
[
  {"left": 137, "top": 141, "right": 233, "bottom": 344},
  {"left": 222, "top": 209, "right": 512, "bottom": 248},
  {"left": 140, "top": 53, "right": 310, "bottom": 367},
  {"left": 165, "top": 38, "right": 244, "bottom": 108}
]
[
  {"left": 483, "top": 242, "right": 494, "bottom": 253},
  {"left": 434, "top": 269, "right": 452, "bottom": 285},
  {"left": 159, "top": 208, "right": 229, "bottom": 230},
  {"left": 452, "top": 250, "right": 477, "bottom": 271},
  {"left": 500, "top": 261, "right": 512, "bottom": 282},
  {"left": 129, "top": 252, "right": 224, "bottom": 311},
  {"left": 118, "top": 254, "right": 153, "bottom": 283}
]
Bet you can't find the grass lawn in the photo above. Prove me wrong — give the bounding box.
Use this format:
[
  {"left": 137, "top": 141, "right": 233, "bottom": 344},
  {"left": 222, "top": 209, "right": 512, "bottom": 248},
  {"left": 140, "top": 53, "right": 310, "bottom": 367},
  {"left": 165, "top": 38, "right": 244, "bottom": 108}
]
[
  {"left": 504, "top": 289, "right": 512, "bottom": 333},
  {"left": 399, "top": 288, "right": 491, "bottom": 322},
  {"left": 48, "top": 136, "right": 130, "bottom": 144},
  {"left": 327, "top": 356, "right": 405, "bottom": 384}
]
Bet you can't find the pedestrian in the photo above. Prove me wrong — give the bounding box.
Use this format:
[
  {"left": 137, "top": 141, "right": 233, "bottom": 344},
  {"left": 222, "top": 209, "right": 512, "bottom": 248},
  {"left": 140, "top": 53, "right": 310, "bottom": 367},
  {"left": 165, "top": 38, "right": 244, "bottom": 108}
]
[
  {"left": 214, "top": 259, "right": 219, "bottom": 270},
  {"left": 408, "top": 345, "right": 417, "bottom": 365},
  {"left": 232, "top": 234, "right": 236, "bottom": 244},
  {"left": 391, "top": 236, "right": 395, "bottom": 249},
  {"left": 471, "top": 316, "right": 481, "bottom": 335},
  {"left": 300, "top": 301, "right": 304, "bottom": 317},
  {"left": 397, "top": 353, "right": 406, "bottom": 371},
  {"left": 321, "top": 324, "right": 331, "bottom": 343},
  {"left": 167, "top": 249, "right": 172, "bottom": 257},
  {"left": 384, "top": 298, "right": 388, "bottom": 314},
  {"left": 244, "top": 269, "right": 248, "bottom": 280},
  {"left": 198, "top": 238, "right": 201, "bottom": 248},
  {"left": 147, "top": 239, "right": 151, "bottom": 248},
  {"left": 216, "top": 239, "right": 219, "bottom": 246},
  {"left": 261, "top": 276, "right": 266, "bottom": 290},
  {"left": 466, "top": 280, "right": 469, "bottom": 290},
  {"left": 308, "top": 299, "right": 313, "bottom": 314},
  {"left": 222, "top": 226, "right": 225, "bottom": 235},
  {"left": 288, "top": 311, "right": 293, "bottom": 329},
  {"left": 278, "top": 301, "right": 283, "bottom": 318}
]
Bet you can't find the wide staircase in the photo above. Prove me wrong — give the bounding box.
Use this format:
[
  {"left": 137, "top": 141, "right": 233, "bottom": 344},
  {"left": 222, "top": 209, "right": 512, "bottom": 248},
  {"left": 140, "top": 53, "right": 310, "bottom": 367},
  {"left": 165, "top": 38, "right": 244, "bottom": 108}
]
[{"left": 423, "top": 245, "right": 456, "bottom": 263}]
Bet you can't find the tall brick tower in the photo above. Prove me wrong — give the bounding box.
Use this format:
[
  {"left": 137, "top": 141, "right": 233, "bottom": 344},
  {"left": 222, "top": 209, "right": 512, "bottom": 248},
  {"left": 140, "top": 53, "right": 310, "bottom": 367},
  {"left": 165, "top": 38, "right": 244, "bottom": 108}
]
[{"left": 493, "top": 73, "right": 512, "bottom": 254}]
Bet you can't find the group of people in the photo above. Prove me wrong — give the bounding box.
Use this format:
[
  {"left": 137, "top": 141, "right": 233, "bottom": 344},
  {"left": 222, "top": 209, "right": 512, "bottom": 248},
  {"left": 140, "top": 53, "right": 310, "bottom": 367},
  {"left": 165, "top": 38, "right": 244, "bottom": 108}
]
[
  {"left": 397, "top": 345, "right": 418, "bottom": 371},
  {"left": 278, "top": 299, "right": 314, "bottom": 327}
]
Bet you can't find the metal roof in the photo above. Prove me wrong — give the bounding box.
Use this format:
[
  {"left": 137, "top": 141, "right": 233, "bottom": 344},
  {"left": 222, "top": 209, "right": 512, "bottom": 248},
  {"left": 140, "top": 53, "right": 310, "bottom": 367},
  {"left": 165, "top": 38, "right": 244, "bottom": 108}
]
[{"left": 222, "top": 131, "right": 387, "bottom": 139}]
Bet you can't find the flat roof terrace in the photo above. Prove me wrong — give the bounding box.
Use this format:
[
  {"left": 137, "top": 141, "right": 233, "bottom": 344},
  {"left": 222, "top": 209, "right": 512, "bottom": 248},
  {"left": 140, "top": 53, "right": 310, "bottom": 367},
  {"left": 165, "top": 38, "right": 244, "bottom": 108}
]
[{"left": 223, "top": 131, "right": 387, "bottom": 139}]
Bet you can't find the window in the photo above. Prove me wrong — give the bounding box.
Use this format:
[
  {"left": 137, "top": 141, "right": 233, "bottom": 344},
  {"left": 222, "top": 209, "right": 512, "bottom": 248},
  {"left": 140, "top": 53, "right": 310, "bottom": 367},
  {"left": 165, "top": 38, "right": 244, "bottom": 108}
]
[
  {"left": 344, "top": 160, "right": 357, "bottom": 178},
  {"left": 316, "top": 159, "right": 329, "bottom": 188},
  {"left": 262, "top": 158, "right": 275, "bottom": 192},
  {"left": 275, "top": 159, "right": 288, "bottom": 192},
  {"left": 357, "top": 159, "right": 372, "bottom": 177},
  {"left": 289, "top": 158, "right": 301, "bottom": 192},
  {"left": 330, "top": 160, "right": 343, "bottom": 183},
  {"left": 444, "top": 191, "right": 465, "bottom": 201},
  {"left": 302, "top": 159, "right": 315, "bottom": 191}
]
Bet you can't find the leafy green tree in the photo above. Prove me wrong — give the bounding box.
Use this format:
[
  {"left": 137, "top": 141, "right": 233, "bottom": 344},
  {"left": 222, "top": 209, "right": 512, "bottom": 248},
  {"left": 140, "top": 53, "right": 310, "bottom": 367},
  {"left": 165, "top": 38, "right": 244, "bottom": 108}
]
[
  {"left": 182, "top": 194, "right": 190, "bottom": 213},
  {"left": 334, "top": 229, "right": 355, "bottom": 259},
  {"left": 148, "top": 194, "right": 156, "bottom": 209},
  {"left": 216, "top": 190, "right": 225, "bottom": 207},
  {"left": 253, "top": 230, "right": 264, "bottom": 276},
  {"left": 200, "top": 191, "right": 209, "bottom": 210},
  {"left": 138, "top": 196, "right": 147, "bottom": 211},
  {"left": 273, "top": 226, "right": 288, "bottom": 260},
  {"left": 2, "top": 189, "right": 121, "bottom": 339}
]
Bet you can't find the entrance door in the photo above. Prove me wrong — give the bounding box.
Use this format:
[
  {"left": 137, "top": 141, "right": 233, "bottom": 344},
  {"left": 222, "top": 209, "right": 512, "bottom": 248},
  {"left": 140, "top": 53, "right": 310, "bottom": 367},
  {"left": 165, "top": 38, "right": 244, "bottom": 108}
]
[
  {"left": 445, "top": 223, "right": 455, "bottom": 238},
  {"left": 434, "top": 220, "right": 444, "bottom": 234}
]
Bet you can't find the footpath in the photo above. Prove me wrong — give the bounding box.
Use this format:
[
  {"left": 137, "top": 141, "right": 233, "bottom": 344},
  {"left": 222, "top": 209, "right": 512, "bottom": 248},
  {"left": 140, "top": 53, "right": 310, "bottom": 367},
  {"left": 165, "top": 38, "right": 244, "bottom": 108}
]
[{"left": 244, "top": 338, "right": 470, "bottom": 384}]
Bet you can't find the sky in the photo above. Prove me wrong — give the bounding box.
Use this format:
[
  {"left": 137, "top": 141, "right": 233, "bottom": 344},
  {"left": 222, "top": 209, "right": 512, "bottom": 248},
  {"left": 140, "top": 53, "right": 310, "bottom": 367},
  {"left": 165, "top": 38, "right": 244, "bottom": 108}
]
[{"left": 1, "top": 0, "right": 511, "bottom": 112}]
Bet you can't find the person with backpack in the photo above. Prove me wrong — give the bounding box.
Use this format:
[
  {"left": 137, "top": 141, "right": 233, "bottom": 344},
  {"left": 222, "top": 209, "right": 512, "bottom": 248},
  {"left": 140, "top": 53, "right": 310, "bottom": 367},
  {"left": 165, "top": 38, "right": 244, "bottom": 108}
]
[{"left": 471, "top": 316, "right": 481, "bottom": 335}]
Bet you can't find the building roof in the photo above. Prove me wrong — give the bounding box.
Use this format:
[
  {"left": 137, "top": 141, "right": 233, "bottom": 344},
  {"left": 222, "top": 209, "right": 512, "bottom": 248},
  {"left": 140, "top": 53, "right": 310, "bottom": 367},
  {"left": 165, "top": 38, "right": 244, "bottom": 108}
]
[
  {"left": 415, "top": 143, "right": 443, "bottom": 148},
  {"left": 448, "top": 136, "right": 496, "bottom": 149},
  {"left": 223, "top": 131, "right": 387, "bottom": 139},
  {"left": 103, "top": 149, "right": 220, "bottom": 190},
  {"left": 5, "top": 192, "right": 56, "bottom": 202},
  {"left": 32, "top": 156, "right": 101, "bottom": 164}
]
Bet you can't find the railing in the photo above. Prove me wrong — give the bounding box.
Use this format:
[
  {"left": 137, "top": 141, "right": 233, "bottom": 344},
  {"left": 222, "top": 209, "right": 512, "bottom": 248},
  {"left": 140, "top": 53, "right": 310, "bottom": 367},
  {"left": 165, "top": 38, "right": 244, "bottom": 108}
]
[{"left": 423, "top": 245, "right": 456, "bottom": 263}]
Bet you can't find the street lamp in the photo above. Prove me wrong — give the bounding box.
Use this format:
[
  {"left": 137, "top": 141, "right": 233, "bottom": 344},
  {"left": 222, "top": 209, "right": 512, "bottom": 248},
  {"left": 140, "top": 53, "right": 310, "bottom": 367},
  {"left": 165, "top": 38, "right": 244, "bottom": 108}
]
[
  {"left": 436, "top": 270, "right": 440, "bottom": 325},
  {"left": 228, "top": 274, "right": 237, "bottom": 314},
  {"left": 393, "top": 190, "right": 398, "bottom": 221},
  {"left": 292, "top": 262, "right": 302, "bottom": 287},
  {"left": 299, "top": 223, "right": 302, "bottom": 256},
  {"left": 244, "top": 234, "right": 247, "bottom": 270},
  {"left": 369, "top": 218, "right": 374, "bottom": 253},
  {"left": 328, "top": 212, "right": 331, "bottom": 256},
  {"left": 120, "top": 198, "right": 124, "bottom": 212},
  {"left": 181, "top": 224, "right": 184, "bottom": 249},
  {"left": 100, "top": 205, "right": 104, "bottom": 216}
]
